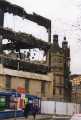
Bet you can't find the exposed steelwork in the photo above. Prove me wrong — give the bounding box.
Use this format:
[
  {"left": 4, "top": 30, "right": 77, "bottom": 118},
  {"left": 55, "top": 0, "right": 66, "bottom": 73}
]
[
  {"left": 0, "top": 10, "right": 4, "bottom": 26},
  {"left": 0, "top": 55, "right": 49, "bottom": 74},
  {"left": 0, "top": 0, "right": 52, "bottom": 74},
  {"left": 0, "top": 27, "right": 51, "bottom": 50},
  {"left": 0, "top": 0, "right": 51, "bottom": 29}
]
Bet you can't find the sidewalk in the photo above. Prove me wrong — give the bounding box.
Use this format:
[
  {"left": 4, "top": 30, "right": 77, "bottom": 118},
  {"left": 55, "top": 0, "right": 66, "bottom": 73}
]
[{"left": 4, "top": 114, "right": 52, "bottom": 120}]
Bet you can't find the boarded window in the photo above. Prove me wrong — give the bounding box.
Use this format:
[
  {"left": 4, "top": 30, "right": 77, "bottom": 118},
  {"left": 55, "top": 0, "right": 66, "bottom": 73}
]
[
  {"left": 41, "top": 81, "right": 46, "bottom": 97},
  {"left": 59, "top": 88, "right": 62, "bottom": 95},
  {"left": 25, "top": 79, "right": 29, "bottom": 93},
  {"left": 5, "top": 75, "right": 11, "bottom": 89},
  {"left": 53, "top": 88, "right": 55, "bottom": 95}
]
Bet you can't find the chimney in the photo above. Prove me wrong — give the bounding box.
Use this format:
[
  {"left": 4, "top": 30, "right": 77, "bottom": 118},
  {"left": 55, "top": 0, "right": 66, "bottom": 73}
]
[
  {"left": 62, "top": 36, "right": 68, "bottom": 49},
  {"left": 53, "top": 34, "right": 58, "bottom": 45}
]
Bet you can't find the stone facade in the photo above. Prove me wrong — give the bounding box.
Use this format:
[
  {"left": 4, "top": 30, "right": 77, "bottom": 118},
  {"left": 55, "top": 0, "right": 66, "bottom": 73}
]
[
  {"left": 47, "top": 35, "right": 71, "bottom": 101},
  {"left": 0, "top": 64, "right": 53, "bottom": 99},
  {"left": 70, "top": 74, "right": 81, "bottom": 103}
]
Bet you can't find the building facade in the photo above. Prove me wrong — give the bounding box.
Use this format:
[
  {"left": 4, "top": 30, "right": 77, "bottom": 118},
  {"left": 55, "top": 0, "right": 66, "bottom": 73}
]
[
  {"left": 0, "top": 4, "right": 53, "bottom": 100},
  {"left": 47, "top": 35, "right": 71, "bottom": 101},
  {"left": 0, "top": 1, "right": 71, "bottom": 101},
  {"left": 62, "top": 37, "right": 71, "bottom": 101},
  {"left": 0, "top": 62, "right": 53, "bottom": 99},
  {"left": 70, "top": 74, "right": 81, "bottom": 103}
]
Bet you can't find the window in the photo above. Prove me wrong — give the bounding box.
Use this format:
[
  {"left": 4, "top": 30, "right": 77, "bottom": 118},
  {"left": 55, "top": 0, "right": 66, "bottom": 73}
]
[
  {"left": 59, "top": 76, "right": 62, "bottom": 95},
  {"left": 25, "top": 79, "right": 29, "bottom": 93},
  {"left": 59, "top": 88, "right": 62, "bottom": 95},
  {"left": 58, "top": 57, "right": 63, "bottom": 63},
  {"left": 53, "top": 88, "right": 55, "bottom": 95},
  {"left": 80, "top": 81, "right": 81, "bottom": 85},
  {"left": 5, "top": 75, "right": 11, "bottom": 89},
  {"left": 41, "top": 81, "right": 46, "bottom": 96}
]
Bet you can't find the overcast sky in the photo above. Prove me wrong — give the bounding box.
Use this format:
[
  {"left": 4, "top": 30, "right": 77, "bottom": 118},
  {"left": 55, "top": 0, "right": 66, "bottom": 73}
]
[{"left": 4, "top": 0, "right": 81, "bottom": 74}]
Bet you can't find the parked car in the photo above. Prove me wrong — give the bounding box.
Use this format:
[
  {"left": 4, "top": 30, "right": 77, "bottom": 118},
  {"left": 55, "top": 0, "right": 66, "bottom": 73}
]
[{"left": 70, "top": 114, "right": 81, "bottom": 120}]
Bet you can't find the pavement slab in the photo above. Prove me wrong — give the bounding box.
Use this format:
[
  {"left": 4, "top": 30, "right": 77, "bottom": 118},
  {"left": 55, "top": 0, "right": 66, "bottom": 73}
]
[{"left": 4, "top": 115, "right": 52, "bottom": 120}]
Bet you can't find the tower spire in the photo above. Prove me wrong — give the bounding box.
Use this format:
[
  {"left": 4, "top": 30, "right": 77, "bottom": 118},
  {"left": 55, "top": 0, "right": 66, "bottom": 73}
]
[{"left": 62, "top": 36, "right": 68, "bottom": 49}]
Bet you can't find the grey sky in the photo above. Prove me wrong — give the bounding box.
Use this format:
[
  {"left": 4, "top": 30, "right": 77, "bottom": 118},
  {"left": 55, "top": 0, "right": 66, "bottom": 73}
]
[{"left": 4, "top": 0, "right": 81, "bottom": 74}]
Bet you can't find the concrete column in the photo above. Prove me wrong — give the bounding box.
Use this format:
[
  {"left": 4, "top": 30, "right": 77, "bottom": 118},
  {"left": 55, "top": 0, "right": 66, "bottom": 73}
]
[
  {"left": 0, "top": 9, "right": 4, "bottom": 27},
  {"left": 0, "top": 9, "right": 4, "bottom": 54},
  {"left": 47, "top": 25, "right": 51, "bottom": 71},
  {"left": 0, "top": 35, "right": 3, "bottom": 54}
]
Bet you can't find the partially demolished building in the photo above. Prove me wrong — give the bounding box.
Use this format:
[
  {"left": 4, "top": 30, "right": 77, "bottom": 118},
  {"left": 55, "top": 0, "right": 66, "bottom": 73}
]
[{"left": 0, "top": 0, "right": 71, "bottom": 101}]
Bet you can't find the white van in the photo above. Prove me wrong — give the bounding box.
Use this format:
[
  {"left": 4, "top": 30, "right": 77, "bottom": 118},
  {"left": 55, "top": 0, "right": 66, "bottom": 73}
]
[{"left": 71, "top": 114, "right": 81, "bottom": 120}]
